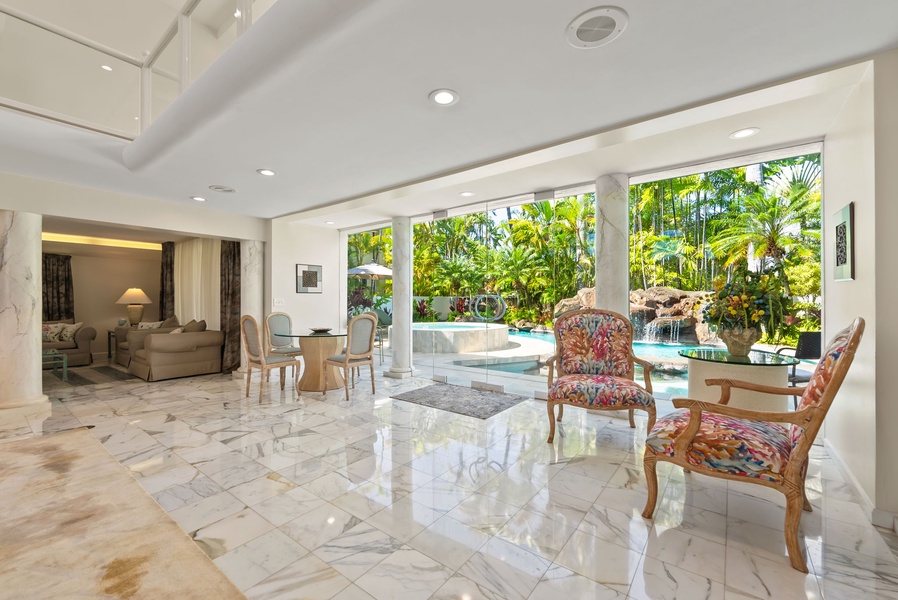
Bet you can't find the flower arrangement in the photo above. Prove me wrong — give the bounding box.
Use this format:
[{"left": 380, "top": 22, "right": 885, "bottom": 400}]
[{"left": 701, "top": 272, "right": 786, "bottom": 335}]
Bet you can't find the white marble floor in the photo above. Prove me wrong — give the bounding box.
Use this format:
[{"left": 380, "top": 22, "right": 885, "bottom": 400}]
[{"left": 8, "top": 368, "right": 898, "bottom": 599}]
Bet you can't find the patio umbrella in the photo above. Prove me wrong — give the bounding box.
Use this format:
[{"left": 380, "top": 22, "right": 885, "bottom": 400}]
[{"left": 347, "top": 262, "right": 393, "bottom": 280}]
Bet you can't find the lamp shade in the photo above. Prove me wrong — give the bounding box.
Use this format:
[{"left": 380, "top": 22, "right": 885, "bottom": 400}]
[{"left": 116, "top": 288, "right": 152, "bottom": 305}]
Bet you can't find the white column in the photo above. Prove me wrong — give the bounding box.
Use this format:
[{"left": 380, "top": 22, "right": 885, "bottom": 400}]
[
  {"left": 386, "top": 217, "right": 413, "bottom": 378},
  {"left": 239, "top": 240, "right": 264, "bottom": 372},
  {"left": 595, "top": 174, "right": 630, "bottom": 315},
  {"left": 0, "top": 211, "right": 48, "bottom": 410}
]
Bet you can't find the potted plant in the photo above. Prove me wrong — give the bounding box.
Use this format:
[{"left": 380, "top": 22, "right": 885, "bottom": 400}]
[{"left": 701, "top": 271, "right": 787, "bottom": 356}]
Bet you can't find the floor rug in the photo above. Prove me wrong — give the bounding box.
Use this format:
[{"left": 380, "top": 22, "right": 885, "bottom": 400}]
[
  {"left": 391, "top": 383, "right": 527, "bottom": 419},
  {"left": 46, "top": 364, "right": 140, "bottom": 386},
  {"left": 0, "top": 428, "right": 244, "bottom": 600}
]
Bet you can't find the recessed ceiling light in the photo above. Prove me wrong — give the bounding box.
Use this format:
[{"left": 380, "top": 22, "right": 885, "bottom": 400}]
[
  {"left": 134, "top": 117, "right": 139, "bottom": 120},
  {"left": 325, "top": 221, "right": 335, "bottom": 225},
  {"left": 234, "top": 9, "right": 241, "bottom": 17},
  {"left": 566, "top": 7, "right": 628, "bottom": 49},
  {"left": 429, "top": 89, "right": 459, "bottom": 106},
  {"left": 459, "top": 191, "right": 475, "bottom": 197},
  {"left": 191, "top": 196, "right": 206, "bottom": 202},
  {"left": 257, "top": 169, "right": 276, "bottom": 176},
  {"left": 729, "top": 127, "right": 760, "bottom": 140},
  {"left": 208, "top": 185, "right": 236, "bottom": 193},
  {"left": 101, "top": 65, "right": 112, "bottom": 71}
]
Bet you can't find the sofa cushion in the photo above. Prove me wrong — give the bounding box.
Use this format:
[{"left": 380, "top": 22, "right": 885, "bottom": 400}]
[
  {"left": 58, "top": 322, "right": 83, "bottom": 342},
  {"left": 161, "top": 316, "right": 180, "bottom": 328},
  {"left": 170, "top": 327, "right": 184, "bottom": 334},
  {"left": 184, "top": 320, "right": 207, "bottom": 333},
  {"left": 138, "top": 321, "right": 164, "bottom": 330},
  {"left": 42, "top": 323, "right": 65, "bottom": 342},
  {"left": 135, "top": 349, "right": 147, "bottom": 359},
  {"left": 43, "top": 341, "right": 77, "bottom": 350}
]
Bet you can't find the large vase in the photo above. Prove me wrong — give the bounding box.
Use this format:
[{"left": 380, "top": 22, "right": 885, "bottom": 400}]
[{"left": 718, "top": 327, "right": 761, "bottom": 356}]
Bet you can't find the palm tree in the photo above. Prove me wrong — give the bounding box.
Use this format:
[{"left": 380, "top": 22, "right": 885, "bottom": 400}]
[{"left": 710, "top": 189, "right": 819, "bottom": 295}]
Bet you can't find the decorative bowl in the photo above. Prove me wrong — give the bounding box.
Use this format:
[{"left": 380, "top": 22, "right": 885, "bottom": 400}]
[{"left": 310, "top": 327, "right": 332, "bottom": 334}]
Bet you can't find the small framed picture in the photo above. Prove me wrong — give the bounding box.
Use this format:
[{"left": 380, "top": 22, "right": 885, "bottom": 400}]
[
  {"left": 296, "top": 264, "right": 323, "bottom": 293},
  {"left": 833, "top": 202, "right": 854, "bottom": 281}
]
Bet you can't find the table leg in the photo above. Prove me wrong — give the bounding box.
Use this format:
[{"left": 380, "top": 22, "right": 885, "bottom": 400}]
[{"left": 297, "top": 337, "right": 345, "bottom": 392}]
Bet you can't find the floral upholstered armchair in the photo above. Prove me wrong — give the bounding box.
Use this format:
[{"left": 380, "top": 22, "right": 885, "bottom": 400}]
[
  {"left": 546, "top": 309, "right": 656, "bottom": 443},
  {"left": 641, "top": 318, "right": 865, "bottom": 573}
]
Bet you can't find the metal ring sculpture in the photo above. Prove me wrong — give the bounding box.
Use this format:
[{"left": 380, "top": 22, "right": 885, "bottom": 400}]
[{"left": 472, "top": 294, "right": 506, "bottom": 322}]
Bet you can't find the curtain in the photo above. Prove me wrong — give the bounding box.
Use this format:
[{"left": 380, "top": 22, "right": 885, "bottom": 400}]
[
  {"left": 220, "top": 241, "right": 241, "bottom": 373},
  {"left": 174, "top": 238, "right": 221, "bottom": 330},
  {"left": 42, "top": 253, "right": 74, "bottom": 321},
  {"left": 159, "top": 242, "right": 175, "bottom": 320}
]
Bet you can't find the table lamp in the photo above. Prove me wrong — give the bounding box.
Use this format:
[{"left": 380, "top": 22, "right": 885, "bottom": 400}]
[{"left": 116, "top": 288, "right": 152, "bottom": 325}]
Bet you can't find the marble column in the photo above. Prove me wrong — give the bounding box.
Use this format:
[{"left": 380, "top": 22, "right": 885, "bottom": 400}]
[
  {"left": 595, "top": 174, "right": 630, "bottom": 315},
  {"left": 386, "top": 217, "right": 413, "bottom": 378},
  {"left": 238, "top": 240, "right": 264, "bottom": 372},
  {"left": 0, "top": 211, "right": 47, "bottom": 410}
]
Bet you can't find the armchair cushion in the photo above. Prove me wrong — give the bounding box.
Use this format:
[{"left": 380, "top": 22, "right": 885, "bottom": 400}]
[
  {"left": 556, "top": 311, "right": 633, "bottom": 377},
  {"left": 549, "top": 374, "right": 654, "bottom": 409},
  {"left": 646, "top": 408, "right": 791, "bottom": 483}
]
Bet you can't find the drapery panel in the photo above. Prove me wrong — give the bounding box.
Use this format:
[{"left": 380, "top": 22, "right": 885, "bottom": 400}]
[
  {"left": 174, "top": 238, "right": 221, "bottom": 330},
  {"left": 159, "top": 242, "right": 175, "bottom": 320},
  {"left": 42, "top": 253, "right": 74, "bottom": 321},
  {"left": 220, "top": 241, "right": 241, "bottom": 373}
]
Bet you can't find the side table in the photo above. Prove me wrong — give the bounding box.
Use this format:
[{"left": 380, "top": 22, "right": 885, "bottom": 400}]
[{"left": 42, "top": 350, "right": 68, "bottom": 381}]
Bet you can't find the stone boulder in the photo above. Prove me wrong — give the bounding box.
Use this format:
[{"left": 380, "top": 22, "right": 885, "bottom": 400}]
[{"left": 553, "top": 287, "right": 596, "bottom": 317}]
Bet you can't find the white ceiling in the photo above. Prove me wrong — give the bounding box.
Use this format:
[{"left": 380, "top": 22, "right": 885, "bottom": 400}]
[{"left": 1, "top": 0, "right": 897, "bottom": 232}]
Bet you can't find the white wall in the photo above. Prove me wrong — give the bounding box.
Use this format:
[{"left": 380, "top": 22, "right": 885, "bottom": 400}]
[
  {"left": 872, "top": 49, "right": 898, "bottom": 519},
  {"left": 0, "top": 172, "right": 267, "bottom": 243},
  {"left": 822, "top": 62, "right": 877, "bottom": 507},
  {"left": 823, "top": 49, "right": 898, "bottom": 524},
  {"left": 269, "top": 219, "right": 343, "bottom": 333}
]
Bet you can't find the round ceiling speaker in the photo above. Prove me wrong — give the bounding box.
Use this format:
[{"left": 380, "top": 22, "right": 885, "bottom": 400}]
[
  {"left": 565, "top": 6, "right": 628, "bottom": 49},
  {"left": 208, "top": 185, "right": 236, "bottom": 193}
]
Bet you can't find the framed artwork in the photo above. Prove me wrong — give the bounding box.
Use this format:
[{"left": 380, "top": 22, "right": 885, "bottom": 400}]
[
  {"left": 296, "top": 264, "right": 323, "bottom": 293},
  {"left": 833, "top": 202, "right": 854, "bottom": 281}
]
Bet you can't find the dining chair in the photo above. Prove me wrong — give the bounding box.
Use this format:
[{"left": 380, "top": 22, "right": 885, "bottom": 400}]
[
  {"left": 642, "top": 318, "right": 865, "bottom": 573},
  {"left": 323, "top": 312, "right": 377, "bottom": 401},
  {"left": 546, "top": 308, "right": 656, "bottom": 443},
  {"left": 264, "top": 312, "right": 303, "bottom": 381},
  {"left": 241, "top": 315, "right": 303, "bottom": 402}
]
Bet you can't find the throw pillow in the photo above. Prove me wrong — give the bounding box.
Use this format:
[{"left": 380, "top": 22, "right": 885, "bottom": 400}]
[
  {"left": 170, "top": 327, "right": 184, "bottom": 334},
  {"left": 58, "top": 322, "right": 83, "bottom": 342},
  {"left": 161, "top": 315, "right": 180, "bottom": 328},
  {"left": 137, "top": 321, "right": 164, "bottom": 330},
  {"left": 41, "top": 323, "right": 65, "bottom": 342},
  {"left": 183, "top": 319, "right": 206, "bottom": 332}
]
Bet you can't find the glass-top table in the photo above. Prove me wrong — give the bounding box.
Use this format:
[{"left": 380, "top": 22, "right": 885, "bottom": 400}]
[
  {"left": 678, "top": 348, "right": 799, "bottom": 412},
  {"left": 276, "top": 332, "right": 346, "bottom": 392}
]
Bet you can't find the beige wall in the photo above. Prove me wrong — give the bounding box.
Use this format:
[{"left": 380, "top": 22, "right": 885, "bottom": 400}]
[
  {"left": 269, "top": 219, "right": 344, "bottom": 334},
  {"left": 823, "top": 48, "right": 898, "bottom": 525},
  {"left": 68, "top": 251, "right": 161, "bottom": 357}
]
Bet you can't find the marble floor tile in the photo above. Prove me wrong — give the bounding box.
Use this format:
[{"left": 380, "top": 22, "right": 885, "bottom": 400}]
[
  {"left": 353, "top": 545, "right": 453, "bottom": 600},
  {"left": 724, "top": 549, "right": 822, "bottom": 600},
  {"left": 429, "top": 573, "right": 508, "bottom": 600},
  {"left": 577, "top": 503, "right": 652, "bottom": 553},
  {"left": 446, "top": 492, "right": 518, "bottom": 535},
  {"left": 809, "top": 541, "right": 898, "bottom": 599},
  {"left": 628, "top": 554, "right": 725, "bottom": 600},
  {"left": 523, "top": 488, "right": 592, "bottom": 530},
  {"left": 152, "top": 474, "right": 224, "bottom": 511},
  {"left": 366, "top": 496, "right": 440, "bottom": 542},
  {"left": 370, "top": 464, "right": 433, "bottom": 496},
  {"left": 252, "top": 486, "right": 325, "bottom": 527},
  {"left": 228, "top": 472, "right": 297, "bottom": 506},
  {"left": 243, "top": 552, "right": 351, "bottom": 600},
  {"left": 331, "top": 482, "right": 402, "bottom": 520},
  {"left": 279, "top": 502, "right": 362, "bottom": 552},
  {"left": 529, "top": 564, "right": 625, "bottom": 600},
  {"left": 331, "top": 584, "right": 377, "bottom": 600},
  {"left": 312, "top": 521, "right": 404, "bottom": 581},
  {"left": 495, "top": 507, "right": 577, "bottom": 561},
  {"left": 643, "top": 527, "right": 727, "bottom": 582},
  {"left": 554, "top": 529, "right": 641, "bottom": 594},
  {"left": 407, "top": 515, "right": 491, "bottom": 571},
  {"left": 192, "top": 507, "right": 275, "bottom": 558},
  {"left": 456, "top": 537, "right": 551, "bottom": 600},
  {"left": 213, "top": 529, "right": 308, "bottom": 591},
  {"left": 406, "top": 478, "right": 471, "bottom": 514},
  {"left": 168, "top": 490, "right": 246, "bottom": 533}
]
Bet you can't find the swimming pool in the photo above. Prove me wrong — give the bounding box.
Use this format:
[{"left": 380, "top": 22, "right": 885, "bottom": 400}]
[{"left": 509, "top": 330, "right": 699, "bottom": 359}]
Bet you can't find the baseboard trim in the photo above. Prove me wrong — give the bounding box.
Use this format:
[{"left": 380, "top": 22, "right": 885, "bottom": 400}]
[
  {"left": 471, "top": 380, "right": 504, "bottom": 393},
  {"left": 824, "top": 438, "right": 895, "bottom": 531}
]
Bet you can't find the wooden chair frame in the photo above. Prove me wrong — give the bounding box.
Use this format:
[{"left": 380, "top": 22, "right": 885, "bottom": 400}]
[
  {"left": 546, "top": 308, "right": 657, "bottom": 443},
  {"left": 241, "top": 315, "right": 302, "bottom": 402},
  {"left": 263, "top": 312, "right": 303, "bottom": 382},
  {"left": 642, "top": 318, "right": 864, "bottom": 573},
  {"left": 323, "top": 312, "right": 377, "bottom": 401}
]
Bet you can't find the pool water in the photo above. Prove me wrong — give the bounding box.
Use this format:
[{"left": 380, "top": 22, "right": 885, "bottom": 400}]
[{"left": 510, "top": 331, "right": 699, "bottom": 359}]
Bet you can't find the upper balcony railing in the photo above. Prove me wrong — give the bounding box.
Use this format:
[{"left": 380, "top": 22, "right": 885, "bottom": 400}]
[{"left": 0, "top": 0, "right": 277, "bottom": 140}]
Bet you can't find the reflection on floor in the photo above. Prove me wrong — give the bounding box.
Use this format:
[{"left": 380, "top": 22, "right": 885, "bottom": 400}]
[{"left": 3, "top": 368, "right": 897, "bottom": 599}]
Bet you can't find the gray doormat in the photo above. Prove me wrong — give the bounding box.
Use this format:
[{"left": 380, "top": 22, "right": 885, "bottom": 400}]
[{"left": 391, "top": 383, "right": 527, "bottom": 419}]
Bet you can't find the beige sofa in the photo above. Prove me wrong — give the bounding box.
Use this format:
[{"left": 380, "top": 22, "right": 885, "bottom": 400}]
[
  {"left": 43, "top": 319, "right": 97, "bottom": 367},
  {"left": 128, "top": 330, "right": 224, "bottom": 381},
  {"left": 114, "top": 326, "right": 179, "bottom": 367}
]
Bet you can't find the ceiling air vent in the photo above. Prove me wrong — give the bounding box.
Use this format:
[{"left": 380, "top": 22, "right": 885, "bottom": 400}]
[{"left": 566, "top": 6, "right": 628, "bottom": 49}]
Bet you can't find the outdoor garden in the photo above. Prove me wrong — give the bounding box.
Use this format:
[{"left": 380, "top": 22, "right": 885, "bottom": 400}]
[{"left": 348, "top": 153, "right": 822, "bottom": 347}]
